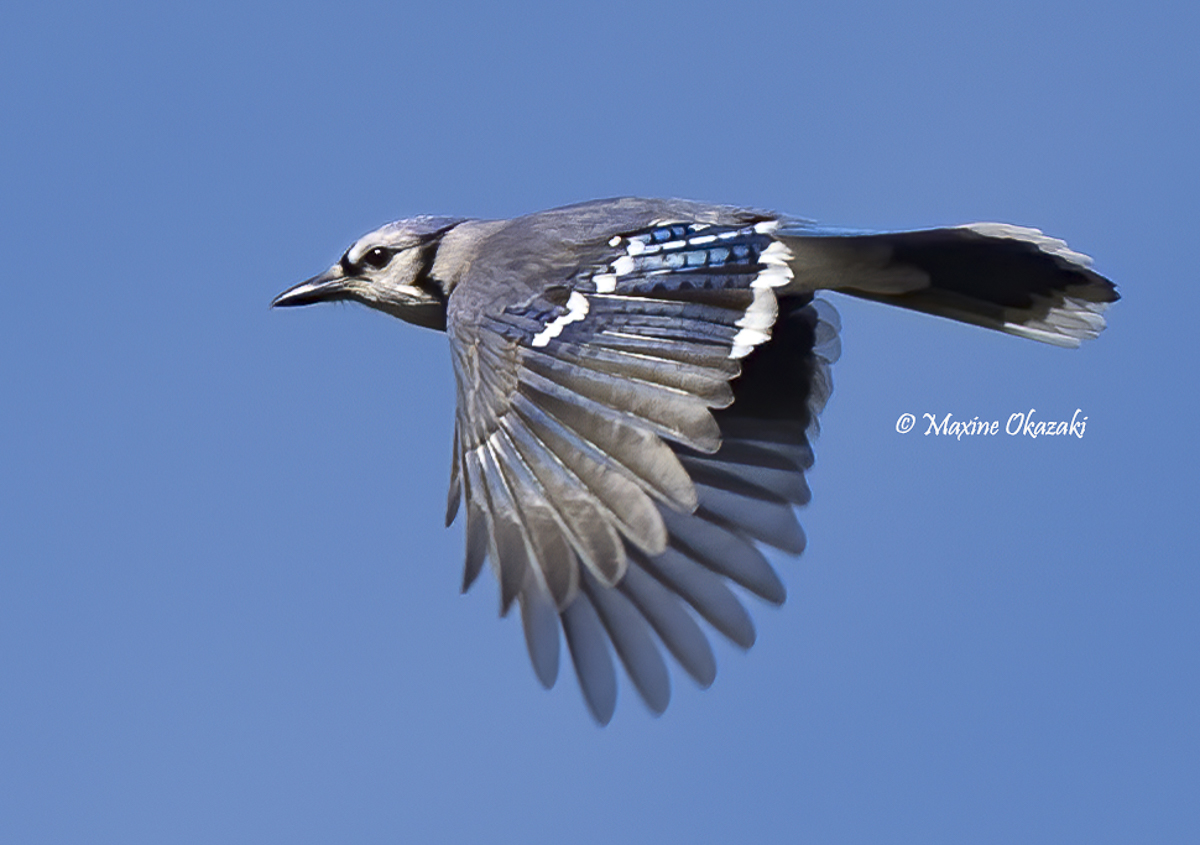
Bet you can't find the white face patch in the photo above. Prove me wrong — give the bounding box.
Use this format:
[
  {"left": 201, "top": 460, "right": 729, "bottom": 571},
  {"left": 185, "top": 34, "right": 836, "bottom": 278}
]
[
  {"left": 345, "top": 221, "right": 414, "bottom": 266},
  {"left": 531, "top": 291, "right": 590, "bottom": 347},
  {"left": 346, "top": 238, "right": 380, "bottom": 267}
]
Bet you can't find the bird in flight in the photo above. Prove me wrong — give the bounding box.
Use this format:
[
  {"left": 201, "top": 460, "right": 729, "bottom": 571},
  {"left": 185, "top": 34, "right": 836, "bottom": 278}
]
[{"left": 273, "top": 197, "right": 1118, "bottom": 723}]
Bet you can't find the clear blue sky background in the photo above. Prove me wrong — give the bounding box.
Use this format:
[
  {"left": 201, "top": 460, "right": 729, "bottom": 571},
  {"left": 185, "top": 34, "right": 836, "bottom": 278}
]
[{"left": 2, "top": 2, "right": 1197, "bottom": 842}]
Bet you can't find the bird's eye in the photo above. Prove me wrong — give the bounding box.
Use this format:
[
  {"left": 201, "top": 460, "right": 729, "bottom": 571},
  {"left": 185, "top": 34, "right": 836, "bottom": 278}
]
[{"left": 362, "top": 247, "right": 393, "bottom": 270}]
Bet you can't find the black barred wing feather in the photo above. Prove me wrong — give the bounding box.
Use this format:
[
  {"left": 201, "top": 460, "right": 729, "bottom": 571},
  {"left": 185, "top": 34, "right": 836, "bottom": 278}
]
[{"left": 444, "top": 219, "right": 839, "bottom": 723}]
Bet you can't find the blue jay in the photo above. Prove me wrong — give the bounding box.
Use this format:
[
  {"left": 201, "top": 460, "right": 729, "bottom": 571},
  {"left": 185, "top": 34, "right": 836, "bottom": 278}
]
[{"left": 274, "top": 197, "right": 1117, "bottom": 723}]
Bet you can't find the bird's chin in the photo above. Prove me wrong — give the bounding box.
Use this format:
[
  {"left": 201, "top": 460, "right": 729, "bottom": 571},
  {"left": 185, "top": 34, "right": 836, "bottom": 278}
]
[{"left": 374, "top": 300, "right": 447, "bottom": 332}]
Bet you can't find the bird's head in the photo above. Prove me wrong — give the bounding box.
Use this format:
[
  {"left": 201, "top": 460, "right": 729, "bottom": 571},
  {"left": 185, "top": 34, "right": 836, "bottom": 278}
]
[{"left": 272, "top": 216, "right": 465, "bottom": 330}]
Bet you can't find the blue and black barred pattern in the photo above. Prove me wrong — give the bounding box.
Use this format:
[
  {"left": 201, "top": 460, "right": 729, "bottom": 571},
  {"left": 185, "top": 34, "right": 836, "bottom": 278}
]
[
  {"left": 586, "top": 221, "right": 781, "bottom": 293},
  {"left": 488, "top": 220, "right": 793, "bottom": 360},
  {"left": 280, "top": 195, "right": 1118, "bottom": 726},
  {"left": 446, "top": 214, "right": 842, "bottom": 721}
]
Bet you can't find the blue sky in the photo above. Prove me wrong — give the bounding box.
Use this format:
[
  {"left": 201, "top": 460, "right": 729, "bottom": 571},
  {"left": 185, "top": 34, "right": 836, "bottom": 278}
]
[{"left": 2, "top": 1, "right": 1197, "bottom": 842}]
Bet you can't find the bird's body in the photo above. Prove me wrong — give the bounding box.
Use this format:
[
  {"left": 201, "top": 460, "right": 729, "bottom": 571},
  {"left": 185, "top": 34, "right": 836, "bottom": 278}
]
[{"left": 274, "top": 197, "right": 1118, "bottom": 723}]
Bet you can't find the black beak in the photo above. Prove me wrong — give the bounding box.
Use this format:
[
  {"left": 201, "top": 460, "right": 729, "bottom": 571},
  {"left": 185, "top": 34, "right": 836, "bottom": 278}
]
[{"left": 272, "top": 267, "right": 349, "bottom": 308}]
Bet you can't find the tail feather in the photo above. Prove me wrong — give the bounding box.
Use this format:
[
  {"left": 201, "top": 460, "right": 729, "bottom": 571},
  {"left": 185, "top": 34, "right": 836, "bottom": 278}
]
[{"left": 783, "top": 224, "right": 1119, "bottom": 347}]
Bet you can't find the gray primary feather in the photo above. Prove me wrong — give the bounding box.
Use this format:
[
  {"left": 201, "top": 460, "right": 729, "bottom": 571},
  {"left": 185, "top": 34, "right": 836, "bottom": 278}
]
[{"left": 273, "top": 197, "right": 1119, "bottom": 724}]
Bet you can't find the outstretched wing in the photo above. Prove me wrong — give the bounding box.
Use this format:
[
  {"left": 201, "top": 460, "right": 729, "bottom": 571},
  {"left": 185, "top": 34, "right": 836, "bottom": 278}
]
[{"left": 444, "top": 216, "right": 836, "bottom": 722}]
